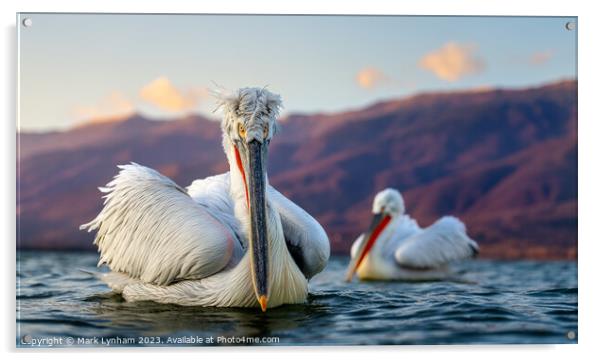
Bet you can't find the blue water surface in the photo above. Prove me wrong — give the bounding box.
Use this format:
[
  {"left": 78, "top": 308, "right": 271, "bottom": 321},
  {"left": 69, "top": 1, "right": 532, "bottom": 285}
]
[{"left": 16, "top": 251, "right": 577, "bottom": 346}]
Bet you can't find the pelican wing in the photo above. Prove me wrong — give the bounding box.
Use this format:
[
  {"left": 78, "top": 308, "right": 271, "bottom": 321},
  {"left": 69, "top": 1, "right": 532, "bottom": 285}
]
[
  {"left": 268, "top": 187, "right": 330, "bottom": 279},
  {"left": 187, "top": 172, "right": 244, "bottom": 249},
  {"left": 394, "top": 216, "right": 478, "bottom": 269},
  {"left": 81, "top": 164, "right": 241, "bottom": 286},
  {"left": 183, "top": 170, "right": 330, "bottom": 279}
]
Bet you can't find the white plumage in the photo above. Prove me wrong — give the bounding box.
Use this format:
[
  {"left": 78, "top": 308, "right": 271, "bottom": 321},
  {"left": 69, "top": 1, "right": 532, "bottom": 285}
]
[
  {"left": 394, "top": 216, "right": 475, "bottom": 269},
  {"left": 348, "top": 188, "right": 478, "bottom": 281},
  {"left": 81, "top": 87, "right": 330, "bottom": 310},
  {"left": 83, "top": 164, "right": 240, "bottom": 286}
]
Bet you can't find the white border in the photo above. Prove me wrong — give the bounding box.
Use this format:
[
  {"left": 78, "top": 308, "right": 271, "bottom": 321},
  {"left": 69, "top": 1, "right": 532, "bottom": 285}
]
[{"left": 3, "top": 1, "right": 600, "bottom": 360}]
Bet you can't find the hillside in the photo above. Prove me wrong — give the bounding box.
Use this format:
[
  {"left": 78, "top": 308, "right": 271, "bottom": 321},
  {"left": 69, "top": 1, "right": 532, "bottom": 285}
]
[{"left": 17, "top": 80, "right": 577, "bottom": 259}]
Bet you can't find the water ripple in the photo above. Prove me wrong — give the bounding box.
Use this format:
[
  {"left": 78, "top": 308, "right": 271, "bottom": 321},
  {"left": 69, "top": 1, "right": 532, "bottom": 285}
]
[{"left": 16, "top": 252, "right": 577, "bottom": 346}]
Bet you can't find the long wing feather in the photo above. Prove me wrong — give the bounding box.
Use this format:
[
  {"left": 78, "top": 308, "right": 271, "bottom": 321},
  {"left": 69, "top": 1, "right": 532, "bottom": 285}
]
[
  {"left": 80, "top": 163, "right": 241, "bottom": 286},
  {"left": 267, "top": 187, "right": 330, "bottom": 279},
  {"left": 394, "top": 216, "right": 478, "bottom": 269}
]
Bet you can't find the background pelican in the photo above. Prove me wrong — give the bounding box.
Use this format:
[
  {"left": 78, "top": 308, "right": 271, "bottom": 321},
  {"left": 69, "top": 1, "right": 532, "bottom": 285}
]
[
  {"left": 346, "top": 188, "right": 478, "bottom": 282},
  {"left": 81, "top": 87, "right": 330, "bottom": 311}
]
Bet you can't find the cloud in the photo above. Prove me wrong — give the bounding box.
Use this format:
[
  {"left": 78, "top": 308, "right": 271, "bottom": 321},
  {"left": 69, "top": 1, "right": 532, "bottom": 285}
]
[
  {"left": 529, "top": 50, "right": 553, "bottom": 66},
  {"left": 356, "top": 67, "right": 390, "bottom": 89},
  {"left": 72, "top": 91, "right": 135, "bottom": 121},
  {"left": 140, "top": 76, "right": 206, "bottom": 112},
  {"left": 419, "top": 42, "right": 485, "bottom": 82}
]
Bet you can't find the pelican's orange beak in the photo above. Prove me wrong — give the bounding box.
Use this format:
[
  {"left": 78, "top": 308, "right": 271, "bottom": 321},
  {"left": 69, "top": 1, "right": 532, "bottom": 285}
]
[
  {"left": 345, "top": 212, "right": 391, "bottom": 282},
  {"left": 258, "top": 295, "right": 268, "bottom": 312}
]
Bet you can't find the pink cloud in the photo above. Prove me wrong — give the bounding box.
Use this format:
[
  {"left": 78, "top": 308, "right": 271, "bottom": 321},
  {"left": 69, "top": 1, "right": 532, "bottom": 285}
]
[
  {"left": 72, "top": 91, "right": 135, "bottom": 122},
  {"left": 529, "top": 50, "right": 553, "bottom": 66},
  {"left": 140, "top": 76, "right": 207, "bottom": 112},
  {"left": 356, "top": 67, "right": 390, "bottom": 89},
  {"left": 419, "top": 42, "right": 485, "bottom": 82}
]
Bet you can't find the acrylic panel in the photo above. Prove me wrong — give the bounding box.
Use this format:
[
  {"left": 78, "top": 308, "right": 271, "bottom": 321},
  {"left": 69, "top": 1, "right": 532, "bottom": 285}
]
[{"left": 16, "top": 13, "right": 577, "bottom": 347}]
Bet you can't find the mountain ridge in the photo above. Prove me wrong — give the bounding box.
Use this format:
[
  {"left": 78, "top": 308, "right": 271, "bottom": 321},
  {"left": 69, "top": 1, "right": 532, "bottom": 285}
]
[{"left": 17, "top": 80, "right": 577, "bottom": 259}]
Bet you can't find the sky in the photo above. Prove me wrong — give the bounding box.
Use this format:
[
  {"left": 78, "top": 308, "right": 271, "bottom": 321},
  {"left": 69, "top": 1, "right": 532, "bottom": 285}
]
[{"left": 18, "top": 14, "right": 577, "bottom": 131}]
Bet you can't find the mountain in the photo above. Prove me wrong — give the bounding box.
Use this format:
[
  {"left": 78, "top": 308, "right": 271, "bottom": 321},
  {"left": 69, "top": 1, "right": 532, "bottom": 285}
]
[{"left": 16, "top": 80, "right": 577, "bottom": 259}]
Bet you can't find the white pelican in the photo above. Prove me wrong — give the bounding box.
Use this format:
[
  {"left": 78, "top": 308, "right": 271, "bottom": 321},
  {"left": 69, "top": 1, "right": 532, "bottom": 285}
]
[
  {"left": 81, "top": 87, "right": 330, "bottom": 311},
  {"left": 345, "top": 188, "right": 478, "bottom": 282}
]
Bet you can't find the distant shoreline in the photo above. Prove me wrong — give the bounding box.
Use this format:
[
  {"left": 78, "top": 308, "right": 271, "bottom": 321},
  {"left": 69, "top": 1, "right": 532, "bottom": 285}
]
[{"left": 15, "top": 248, "right": 577, "bottom": 261}]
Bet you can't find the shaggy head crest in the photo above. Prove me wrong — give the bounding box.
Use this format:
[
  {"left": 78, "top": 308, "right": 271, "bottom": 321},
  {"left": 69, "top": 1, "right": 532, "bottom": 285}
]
[
  {"left": 372, "top": 188, "right": 405, "bottom": 216},
  {"left": 216, "top": 87, "right": 282, "bottom": 145}
]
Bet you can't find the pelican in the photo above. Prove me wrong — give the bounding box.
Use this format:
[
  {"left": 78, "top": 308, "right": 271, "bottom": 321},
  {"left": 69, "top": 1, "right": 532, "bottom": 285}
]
[
  {"left": 345, "top": 188, "right": 478, "bottom": 282},
  {"left": 81, "top": 87, "right": 330, "bottom": 311}
]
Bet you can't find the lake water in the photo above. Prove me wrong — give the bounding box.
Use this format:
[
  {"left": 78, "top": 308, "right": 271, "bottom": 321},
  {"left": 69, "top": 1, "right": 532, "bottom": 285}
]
[{"left": 16, "top": 251, "right": 577, "bottom": 347}]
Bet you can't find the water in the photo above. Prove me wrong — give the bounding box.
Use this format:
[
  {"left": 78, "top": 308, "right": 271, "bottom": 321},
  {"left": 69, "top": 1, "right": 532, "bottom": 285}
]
[{"left": 16, "top": 251, "right": 577, "bottom": 347}]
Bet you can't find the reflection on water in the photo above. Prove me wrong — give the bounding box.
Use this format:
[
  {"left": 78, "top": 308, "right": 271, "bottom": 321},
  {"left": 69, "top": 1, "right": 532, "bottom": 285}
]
[{"left": 17, "top": 251, "right": 577, "bottom": 346}]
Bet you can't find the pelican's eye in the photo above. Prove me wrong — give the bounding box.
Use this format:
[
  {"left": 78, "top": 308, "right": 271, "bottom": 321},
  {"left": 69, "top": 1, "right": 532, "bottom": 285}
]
[{"left": 238, "top": 123, "right": 246, "bottom": 139}]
